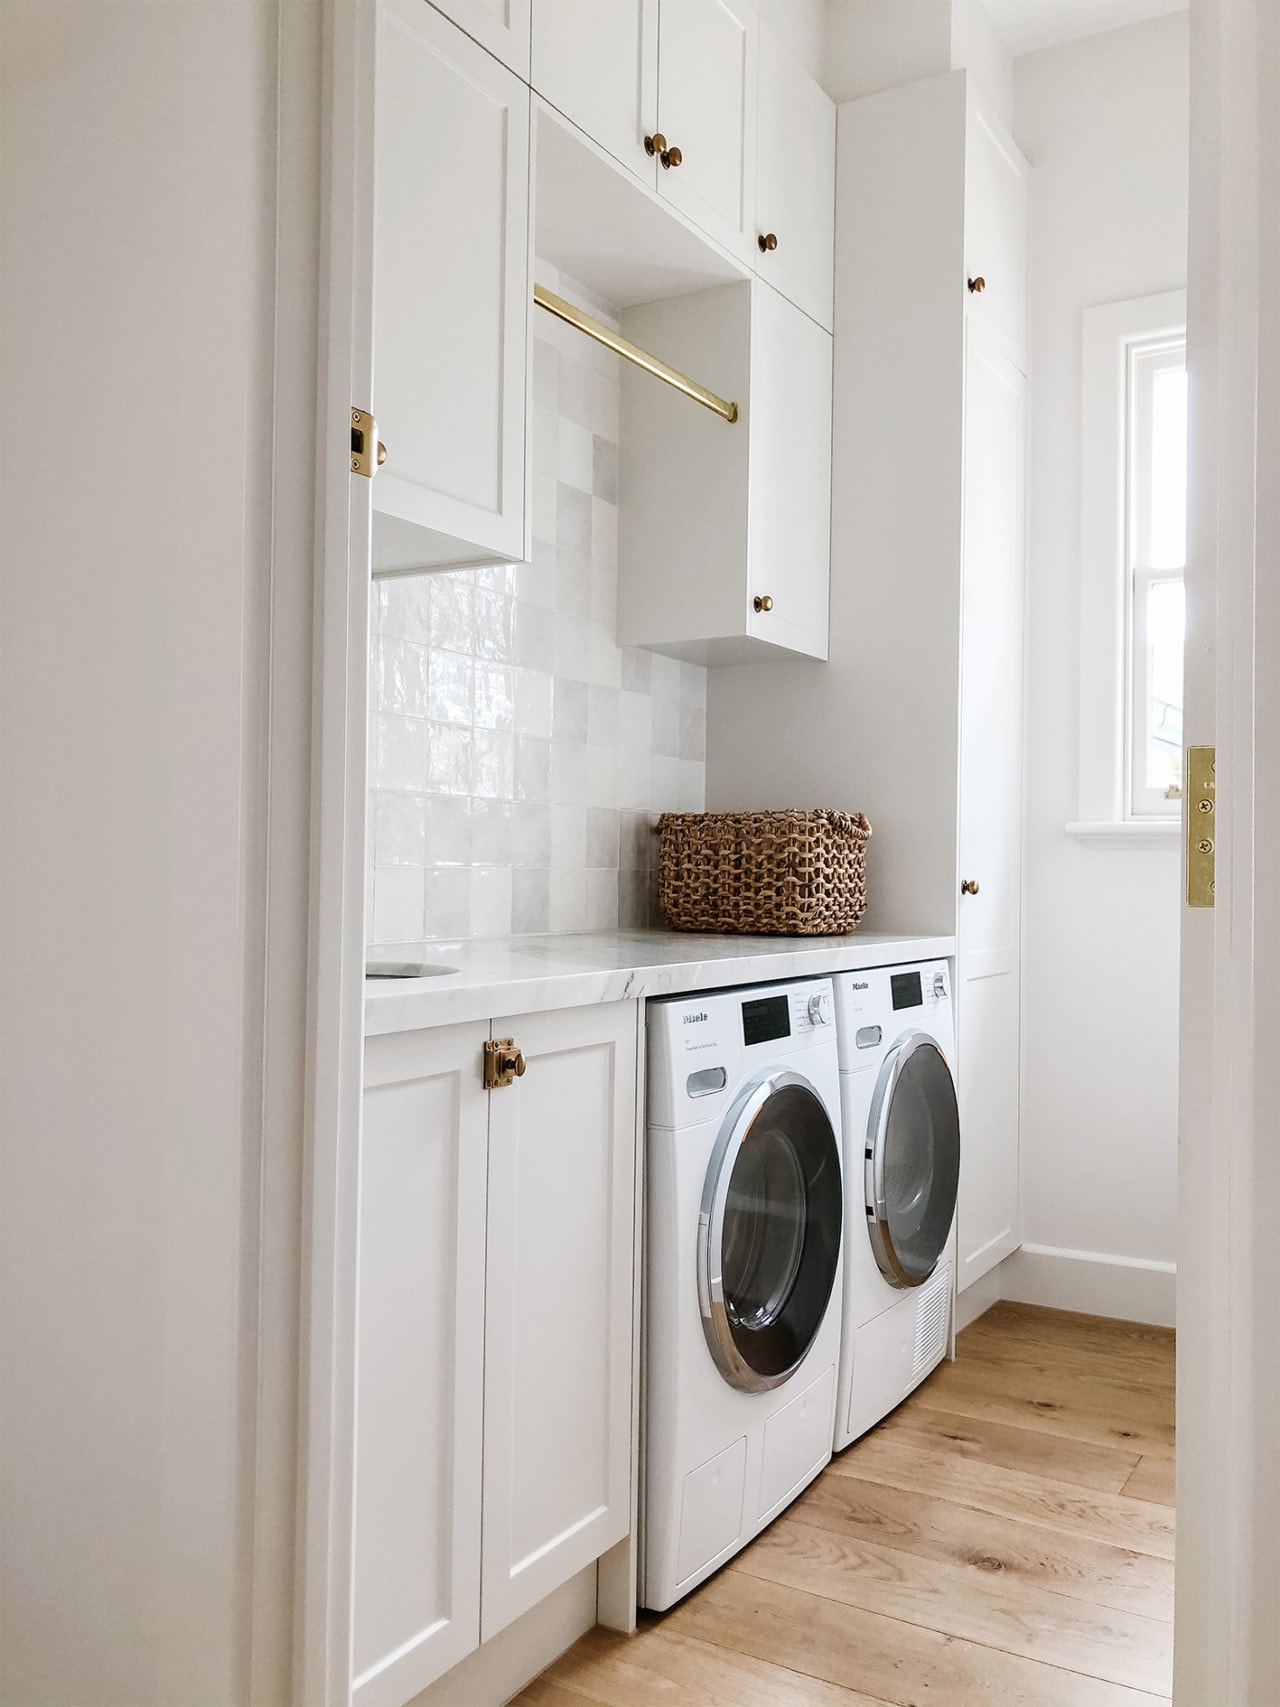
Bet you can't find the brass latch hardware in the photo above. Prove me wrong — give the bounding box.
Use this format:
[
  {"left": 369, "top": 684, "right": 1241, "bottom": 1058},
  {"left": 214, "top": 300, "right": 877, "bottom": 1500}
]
[
  {"left": 483, "top": 1038, "right": 527, "bottom": 1090},
  {"left": 351, "top": 408, "right": 386, "bottom": 478},
  {"left": 1186, "top": 746, "right": 1216, "bottom": 908}
]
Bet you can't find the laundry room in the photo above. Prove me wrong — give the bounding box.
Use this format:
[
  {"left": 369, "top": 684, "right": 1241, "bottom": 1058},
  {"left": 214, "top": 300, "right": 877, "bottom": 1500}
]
[{"left": 13, "top": 0, "right": 1277, "bottom": 1704}]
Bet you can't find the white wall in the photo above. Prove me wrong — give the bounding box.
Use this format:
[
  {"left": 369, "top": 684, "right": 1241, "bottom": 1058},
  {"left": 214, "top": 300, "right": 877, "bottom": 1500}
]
[
  {"left": 1, "top": 5, "right": 308, "bottom": 1700},
  {"left": 821, "top": 0, "right": 1012, "bottom": 120},
  {"left": 1004, "top": 12, "right": 1189, "bottom": 1324}
]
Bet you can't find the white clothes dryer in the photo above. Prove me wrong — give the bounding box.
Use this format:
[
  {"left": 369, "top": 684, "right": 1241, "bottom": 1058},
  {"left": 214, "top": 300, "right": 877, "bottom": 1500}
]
[
  {"left": 833, "top": 960, "right": 960, "bottom": 1452},
  {"left": 642, "top": 978, "right": 844, "bottom": 1610}
]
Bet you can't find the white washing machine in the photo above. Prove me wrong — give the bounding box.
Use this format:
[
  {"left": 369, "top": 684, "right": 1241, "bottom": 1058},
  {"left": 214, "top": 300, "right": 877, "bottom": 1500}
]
[
  {"left": 642, "top": 978, "right": 844, "bottom": 1610},
  {"left": 833, "top": 960, "right": 960, "bottom": 1452}
]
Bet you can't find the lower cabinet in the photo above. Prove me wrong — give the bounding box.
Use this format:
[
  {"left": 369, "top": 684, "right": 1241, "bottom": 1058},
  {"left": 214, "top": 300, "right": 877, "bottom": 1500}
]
[{"left": 354, "top": 1002, "right": 639, "bottom": 1707}]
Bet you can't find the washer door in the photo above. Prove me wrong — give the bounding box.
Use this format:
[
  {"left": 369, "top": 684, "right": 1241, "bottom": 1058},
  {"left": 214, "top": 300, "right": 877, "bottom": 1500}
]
[
  {"left": 698, "top": 1070, "right": 843, "bottom": 1394},
  {"left": 865, "top": 1032, "right": 961, "bottom": 1288}
]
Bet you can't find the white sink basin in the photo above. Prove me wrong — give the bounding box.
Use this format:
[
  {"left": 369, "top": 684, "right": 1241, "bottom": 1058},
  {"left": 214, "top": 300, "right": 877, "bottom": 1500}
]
[{"left": 366, "top": 960, "right": 459, "bottom": 979}]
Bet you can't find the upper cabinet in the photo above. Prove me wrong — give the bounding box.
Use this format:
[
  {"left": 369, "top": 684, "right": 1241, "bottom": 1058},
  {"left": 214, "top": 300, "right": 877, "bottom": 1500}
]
[
  {"left": 755, "top": 35, "right": 835, "bottom": 330},
  {"left": 428, "top": 0, "right": 532, "bottom": 80},
  {"left": 373, "top": 0, "right": 531, "bottom": 573},
  {"left": 531, "top": 0, "right": 658, "bottom": 187},
  {"left": 653, "top": 0, "right": 759, "bottom": 267},
  {"left": 963, "top": 97, "right": 1030, "bottom": 370},
  {"left": 617, "top": 277, "right": 831, "bottom": 664},
  {"left": 532, "top": 0, "right": 792, "bottom": 277}
]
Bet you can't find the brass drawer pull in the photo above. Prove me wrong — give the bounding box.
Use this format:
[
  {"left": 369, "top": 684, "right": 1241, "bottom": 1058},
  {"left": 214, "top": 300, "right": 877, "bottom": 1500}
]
[
  {"left": 753, "top": 595, "right": 773, "bottom": 613},
  {"left": 961, "top": 878, "right": 980, "bottom": 896},
  {"left": 758, "top": 232, "right": 778, "bottom": 252},
  {"left": 967, "top": 276, "right": 986, "bottom": 293}
]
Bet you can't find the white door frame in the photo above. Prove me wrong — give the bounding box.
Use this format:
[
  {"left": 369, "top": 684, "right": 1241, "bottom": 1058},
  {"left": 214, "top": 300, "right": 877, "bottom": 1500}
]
[{"left": 1176, "top": 0, "right": 1280, "bottom": 1699}]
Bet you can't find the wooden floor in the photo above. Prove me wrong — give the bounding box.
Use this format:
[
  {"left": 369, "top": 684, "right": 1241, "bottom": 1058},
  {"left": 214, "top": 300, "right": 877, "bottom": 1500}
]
[{"left": 518, "top": 1301, "right": 1176, "bottom": 1707}]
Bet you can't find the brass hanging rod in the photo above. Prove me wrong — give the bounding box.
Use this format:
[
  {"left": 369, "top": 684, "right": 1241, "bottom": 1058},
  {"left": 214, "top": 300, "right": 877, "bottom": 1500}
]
[{"left": 533, "top": 283, "right": 739, "bottom": 424}]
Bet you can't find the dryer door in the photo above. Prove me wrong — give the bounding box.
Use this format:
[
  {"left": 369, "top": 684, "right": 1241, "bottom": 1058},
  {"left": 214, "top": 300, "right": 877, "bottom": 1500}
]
[
  {"left": 698, "top": 1070, "right": 843, "bottom": 1394},
  {"left": 865, "top": 1032, "right": 961, "bottom": 1288}
]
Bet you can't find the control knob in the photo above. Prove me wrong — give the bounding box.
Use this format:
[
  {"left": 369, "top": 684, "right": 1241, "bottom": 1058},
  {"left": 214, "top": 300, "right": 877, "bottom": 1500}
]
[{"left": 808, "top": 990, "right": 833, "bottom": 1027}]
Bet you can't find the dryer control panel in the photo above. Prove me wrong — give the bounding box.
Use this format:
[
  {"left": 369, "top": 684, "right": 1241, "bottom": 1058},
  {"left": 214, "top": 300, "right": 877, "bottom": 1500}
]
[
  {"left": 646, "top": 977, "right": 839, "bottom": 1129},
  {"left": 832, "top": 961, "right": 954, "bottom": 1073}
]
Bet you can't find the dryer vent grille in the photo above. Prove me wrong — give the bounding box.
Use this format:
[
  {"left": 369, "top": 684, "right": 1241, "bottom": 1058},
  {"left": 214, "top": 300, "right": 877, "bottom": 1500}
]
[{"left": 913, "top": 1264, "right": 951, "bottom": 1376}]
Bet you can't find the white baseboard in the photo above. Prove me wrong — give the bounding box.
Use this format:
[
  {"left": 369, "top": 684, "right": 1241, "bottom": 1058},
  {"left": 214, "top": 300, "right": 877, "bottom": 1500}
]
[
  {"left": 409, "top": 1565, "right": 597, "bottom": 1707},
  {"left": 1001, "top": 1243, "right": 1176, "bottom": 1328}
]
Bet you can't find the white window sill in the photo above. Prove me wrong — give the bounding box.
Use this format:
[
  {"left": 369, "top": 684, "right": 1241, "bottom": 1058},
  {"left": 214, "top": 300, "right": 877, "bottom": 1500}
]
[{"left": 1066, "top": 820, "right": 1181, "bottom": 849}]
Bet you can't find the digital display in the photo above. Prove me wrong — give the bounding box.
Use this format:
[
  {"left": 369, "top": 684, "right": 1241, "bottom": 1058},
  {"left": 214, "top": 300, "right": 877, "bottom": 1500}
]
[
  {"left": 891, "top": 970, "right": 923, "bottom": 1011},
  {"left": 742, "top": 993, "right": 791, "bottom": 1046}
]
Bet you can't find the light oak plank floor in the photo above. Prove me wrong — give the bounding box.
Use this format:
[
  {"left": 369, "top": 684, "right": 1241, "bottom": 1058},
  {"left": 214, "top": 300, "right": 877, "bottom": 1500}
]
[{"left": 517, "top": 1302, "right": 1175, "bottom": 1707}]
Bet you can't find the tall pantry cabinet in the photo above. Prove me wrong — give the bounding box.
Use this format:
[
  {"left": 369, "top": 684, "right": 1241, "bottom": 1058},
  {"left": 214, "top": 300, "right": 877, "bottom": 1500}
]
[{"left": 706, "top": 69, "right": 1029, "bottom": 1295}]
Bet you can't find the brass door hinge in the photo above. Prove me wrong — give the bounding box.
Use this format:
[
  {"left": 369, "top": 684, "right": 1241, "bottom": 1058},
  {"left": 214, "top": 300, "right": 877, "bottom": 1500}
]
[
  {"left": 1186, "top": 745, "right": 1216, "bottom": 908},
  {"left": 483, "top": 1038, "right": 527, "bottom": 1090},
  {"left": 351, "top": 407, "right": 386, "bottom": 478}
]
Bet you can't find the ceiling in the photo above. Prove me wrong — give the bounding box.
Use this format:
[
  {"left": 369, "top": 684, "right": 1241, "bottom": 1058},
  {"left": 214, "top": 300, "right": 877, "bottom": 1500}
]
[{"left": 980, "top": 0, "right": 1187, "bottom": 57}]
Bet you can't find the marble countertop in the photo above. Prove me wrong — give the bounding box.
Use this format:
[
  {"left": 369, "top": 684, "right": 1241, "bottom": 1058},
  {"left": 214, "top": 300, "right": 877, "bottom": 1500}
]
[{"left": 364, "top": 928, "right": 956, "bottom": 1035}]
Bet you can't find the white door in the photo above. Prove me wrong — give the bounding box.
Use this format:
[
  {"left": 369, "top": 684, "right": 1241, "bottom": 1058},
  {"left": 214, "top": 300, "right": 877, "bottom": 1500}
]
[
  {"left": 655, "top": 0, "right": 758, "bottom": 265},
  {"left": 955, "top": 324, "right": 1026, "bottom": 1290},
  {"left": 754, "top": 41, "right": 835, "bottom": 331},
  {"left": 531, "top": 0, "right": 658, "bottom": 185},
  {"left": 428, "top": 0, "right": 532, "bottom": 79},
  {"left": 373, "top": 0, "right": 530, "bottom": 570},
  {"left": 746, "top": 281, "right": 832, "bottom": 660},
  {"left": 481, "top": 1002, "right": 638, "bottom": 1638},
  {"left": 352, "top": 1023, "right": 490, "bottom": 1706}
]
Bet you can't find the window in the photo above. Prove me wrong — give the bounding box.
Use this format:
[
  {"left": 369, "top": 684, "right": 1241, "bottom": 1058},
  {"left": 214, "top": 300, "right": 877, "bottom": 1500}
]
[
  {"left": 1127, "top": 334, "right": 1187, "bottom": 814},
  {"left": 1075, "top": 290, "right": 1187, "bottom": 843}
]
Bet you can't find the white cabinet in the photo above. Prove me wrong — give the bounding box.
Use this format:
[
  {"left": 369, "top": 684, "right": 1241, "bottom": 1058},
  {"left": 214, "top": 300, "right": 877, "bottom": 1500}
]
[
  {"left": 481, "top": 1002, "right": 638, "bottom": 1634},
  {"left": 354, "top": 1023, "right": 490, "bottom": 1706},
  {"left": 372, "top": 0, "right": 531, "bottom": 574},
  {"left": 653, "top": 0, "right": 758, "bottom": 266},
  {"left": 754, "top": 35, "right": 835, "bottom": 330},
  {"left": 428, "top": 0, "right": 532, "bottom": 80},
  {"left": 703, "top": 73, "right": 1029, "bottom": 1294},
  {"left": 531, "top": 0, "right": 658, "bottom": 186},
  {"left": 954, "top": 326, "right": 1026, "bottom": 1288},
  {"left": 618, "top": 277, "right": 831, "bottom": 662},
  {"left": 352, "top": 1003, "right": 638, "bottom": 1706}
]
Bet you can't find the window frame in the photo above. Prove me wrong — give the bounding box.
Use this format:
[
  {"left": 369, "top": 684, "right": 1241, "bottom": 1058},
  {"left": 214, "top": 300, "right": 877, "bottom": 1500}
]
[{"left": 1072, "top": 289, "right": 1186, "bottom": 846}]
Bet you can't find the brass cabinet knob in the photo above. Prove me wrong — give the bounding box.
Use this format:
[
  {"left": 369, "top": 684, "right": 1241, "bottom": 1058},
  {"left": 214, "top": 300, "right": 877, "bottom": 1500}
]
[
  {"left": 961, "top": 878, "right": 980, "bottom": 895},
  {"left": 758, "top": 232, "right": 778, "bottom": 252},
  {"left": 967, "top": 275, "right": 986, "bottom": 293},
  {"left": 644, "top": 132, "right": 667, "bottom": 157},
  {"left": 754, "top": 594, "right": 774, "bottom": 613},
  {"left": 662, "top": 143, "right": 682, "bottom": 169}
]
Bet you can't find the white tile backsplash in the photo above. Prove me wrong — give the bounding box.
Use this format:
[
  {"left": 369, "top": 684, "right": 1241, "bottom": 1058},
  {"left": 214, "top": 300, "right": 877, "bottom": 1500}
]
[{"left": 370, "top": 266, "right": 707, "bottom": 945}]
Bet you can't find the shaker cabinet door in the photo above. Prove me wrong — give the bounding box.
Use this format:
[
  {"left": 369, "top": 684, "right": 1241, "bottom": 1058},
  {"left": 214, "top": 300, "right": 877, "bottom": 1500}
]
[
  {"left": 352, "top": 1023, "right": 491, "bottom": 1706},
  {"left": 955, "top": 325, "right": 1025, "bottom": 1290},
  {"left": 481, "top": 1002, "right": 639, "bottom": 1639},
  {"left": 373, "top": 0, "right": 530, "bottom": 571},
  {"left": 654, "top": 0, "right": 758, "bottom": 265},
  {"left": 755, "top": 40, "right": 835, "bottom": 330},
  {"left": 747, "top": 282, "right": 832, "bottom": 660},
  {"left": 531, "top": 0, "right": 658, "bottom": 185}
]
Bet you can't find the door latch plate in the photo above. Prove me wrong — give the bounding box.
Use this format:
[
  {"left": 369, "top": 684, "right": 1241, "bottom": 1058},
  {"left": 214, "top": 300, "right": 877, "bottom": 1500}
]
[
  {"left": 1186, "top": 745, "right": 1216, "bottom": 908},
  {"left": 483, "top": 1038, "right": 527, "bottom": 1089}
]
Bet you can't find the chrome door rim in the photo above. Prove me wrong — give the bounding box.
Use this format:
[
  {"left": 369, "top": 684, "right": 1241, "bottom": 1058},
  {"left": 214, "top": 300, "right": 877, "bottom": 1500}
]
[
  {"left": 696, "top": 1067, "right": 835, "bottom": 1394},
  {"left": 865, "top": 1031, "right": 958, "bottom": 1289}
]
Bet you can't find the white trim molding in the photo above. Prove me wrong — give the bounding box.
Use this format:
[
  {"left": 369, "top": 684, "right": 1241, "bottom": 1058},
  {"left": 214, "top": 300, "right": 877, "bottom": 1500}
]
[
  {"left": 1065, "top": 819, "right": 1179, "bottom": 848},
  {"left": 1077, "top": 288, "right": 1186, "bottom": 834}
]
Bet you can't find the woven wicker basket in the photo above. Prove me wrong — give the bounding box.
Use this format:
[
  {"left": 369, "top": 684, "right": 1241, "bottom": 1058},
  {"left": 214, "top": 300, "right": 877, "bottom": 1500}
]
[{"left": 656, "top": 808, "right": 872, "bottom": 936}]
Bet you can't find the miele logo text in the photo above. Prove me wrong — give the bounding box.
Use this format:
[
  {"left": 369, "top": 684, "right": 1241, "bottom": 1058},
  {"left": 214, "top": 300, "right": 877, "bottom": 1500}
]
[
  {"left": 851, "top": 981, "right": 869, "bottom": 990},
  {"left": 683, "top": 1012, "right": 708, "bottom": 1025}
]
